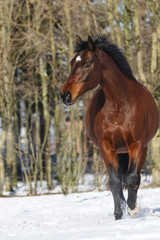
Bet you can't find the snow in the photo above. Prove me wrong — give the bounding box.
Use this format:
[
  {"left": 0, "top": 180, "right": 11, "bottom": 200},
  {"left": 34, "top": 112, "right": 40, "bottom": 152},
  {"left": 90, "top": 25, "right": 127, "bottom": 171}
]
[
  {"left": 2, "top": 174, "right": 152, "bottom": 197},
  {"left": 2, "top": 174, "right": 99, "bottom": 196},
  {"left": 0, "top": 187, "right": 160, "bottom": 240}
]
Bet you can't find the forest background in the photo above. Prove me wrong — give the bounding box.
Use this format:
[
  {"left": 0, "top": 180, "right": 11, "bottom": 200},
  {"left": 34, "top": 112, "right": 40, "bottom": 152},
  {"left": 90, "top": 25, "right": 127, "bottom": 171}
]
[{"left": 0, "top": 0, "right": 159, "bottom": 196}]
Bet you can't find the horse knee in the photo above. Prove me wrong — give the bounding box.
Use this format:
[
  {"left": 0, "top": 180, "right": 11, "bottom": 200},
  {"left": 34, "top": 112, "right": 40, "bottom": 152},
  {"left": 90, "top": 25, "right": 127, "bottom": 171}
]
[
  {"left": 125, "top": 161, "right": 138, "bottom": 188},
  {"left": 109, "top": 165, "right": 121, "bottom": 190},
  {"left": 125, "top": 172, "right": 138, "bottom": 188}
]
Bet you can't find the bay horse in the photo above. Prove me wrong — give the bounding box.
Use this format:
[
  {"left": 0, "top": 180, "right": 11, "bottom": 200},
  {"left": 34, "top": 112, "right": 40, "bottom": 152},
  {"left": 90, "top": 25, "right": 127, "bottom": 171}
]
[{"left": 60, "top": 34, "right": 159, "bottom": 220}]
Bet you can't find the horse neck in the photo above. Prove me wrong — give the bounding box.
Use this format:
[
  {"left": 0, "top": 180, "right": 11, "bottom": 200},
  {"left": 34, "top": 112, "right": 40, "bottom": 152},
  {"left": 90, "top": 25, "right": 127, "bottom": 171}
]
[{"left": 99, "top": 52, "right": 129, "bottom": 103}]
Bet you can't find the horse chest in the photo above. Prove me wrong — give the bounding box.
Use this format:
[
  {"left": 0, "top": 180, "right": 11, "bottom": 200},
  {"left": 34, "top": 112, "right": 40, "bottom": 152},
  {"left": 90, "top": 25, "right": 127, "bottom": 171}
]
[{"left": 86, "top": 97, "right": 133, "bottom": 151}]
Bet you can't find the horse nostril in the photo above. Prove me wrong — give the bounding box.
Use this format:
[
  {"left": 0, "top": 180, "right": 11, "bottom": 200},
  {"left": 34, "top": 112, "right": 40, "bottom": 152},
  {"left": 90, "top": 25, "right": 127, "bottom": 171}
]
[
  {"left": 60, "top": 91, "right": 72, "bottom": 105},
  {"left": 61, "top": 89, "right": 72, "bottom": 105},
  {"left": 64, "top": 91, "right": 72, "bottom": 104}
]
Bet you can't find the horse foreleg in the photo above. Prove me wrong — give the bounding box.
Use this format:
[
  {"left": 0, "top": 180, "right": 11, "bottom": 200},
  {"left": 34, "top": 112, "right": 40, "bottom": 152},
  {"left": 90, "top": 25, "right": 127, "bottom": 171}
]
[
  {"left": 125, "top": 161, "right": 138, "bottom": 211},
  {"left": 126, "top": 144, "right": 148, "bottom": 215},
  {"left": 100, "top": 144, "right": 125, "bottom": 220},
  {"left": 126, "top": 167, "right": 141, "bottom": 216},
  {"left": 109, "top": 164, "right": 124, "bottom": 220}
]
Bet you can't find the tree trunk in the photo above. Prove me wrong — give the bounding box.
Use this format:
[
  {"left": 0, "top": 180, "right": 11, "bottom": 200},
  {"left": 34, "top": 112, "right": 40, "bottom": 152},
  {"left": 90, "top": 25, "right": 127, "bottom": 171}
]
[
  {"left": 0, "top": 131, "right": 5, "bottom": 194},
  {"left": 152, "top": 130, "right": 160, "bottom": 186},
  {"left": 134, "top": 3, "right": 146, "bottom": 83},
  {"left": 40, "top": 56, "right": 53, "bottom": 190}
]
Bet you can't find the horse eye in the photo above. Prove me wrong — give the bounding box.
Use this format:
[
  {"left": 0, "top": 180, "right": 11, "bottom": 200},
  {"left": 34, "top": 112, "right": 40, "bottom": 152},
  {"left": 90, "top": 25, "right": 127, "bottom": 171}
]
[{"left": 84, "top": 62, "right": 92, "bottom": 69}]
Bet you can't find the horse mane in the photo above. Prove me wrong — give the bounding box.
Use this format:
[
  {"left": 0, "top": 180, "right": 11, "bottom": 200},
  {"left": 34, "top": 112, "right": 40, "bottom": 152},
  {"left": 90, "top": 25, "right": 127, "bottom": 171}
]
[{"left": 75, "top": 34, "right": 136, "bottom": 81}]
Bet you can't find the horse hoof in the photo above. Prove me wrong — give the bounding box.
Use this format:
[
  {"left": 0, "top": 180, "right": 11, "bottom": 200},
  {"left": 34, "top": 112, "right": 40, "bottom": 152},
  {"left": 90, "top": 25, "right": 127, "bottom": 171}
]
[{"left": 127, "top": 205, "right": 140, "bottom": 217}]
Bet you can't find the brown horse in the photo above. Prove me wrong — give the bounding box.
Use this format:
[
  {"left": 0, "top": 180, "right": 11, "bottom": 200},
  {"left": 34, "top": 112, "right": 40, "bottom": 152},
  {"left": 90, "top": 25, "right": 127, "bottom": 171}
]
[{"left": 60, "top": 35, "right": 159, "bottom": 220}]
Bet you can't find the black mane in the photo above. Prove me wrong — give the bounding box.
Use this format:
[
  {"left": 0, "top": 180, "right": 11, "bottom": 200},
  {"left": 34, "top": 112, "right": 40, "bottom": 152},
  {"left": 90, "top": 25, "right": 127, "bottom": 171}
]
[{"left": 75, "top": 34, "right": 136, "bottom": 81}]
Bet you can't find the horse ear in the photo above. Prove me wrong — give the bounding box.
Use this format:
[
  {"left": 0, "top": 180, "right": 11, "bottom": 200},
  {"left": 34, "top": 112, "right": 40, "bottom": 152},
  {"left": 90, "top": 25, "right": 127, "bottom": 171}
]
[
  {"left": 76, "top": 35, "right": 82, "bottom": 45},
  {"left": 88, "top": 35, "right": 96, "bottom": 51}
]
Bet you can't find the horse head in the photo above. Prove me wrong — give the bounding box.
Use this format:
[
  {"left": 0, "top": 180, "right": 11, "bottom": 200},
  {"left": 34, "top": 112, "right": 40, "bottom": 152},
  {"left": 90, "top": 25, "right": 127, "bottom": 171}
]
[{"left": 61, "top": 36, "right": 101, "bottom": 106}]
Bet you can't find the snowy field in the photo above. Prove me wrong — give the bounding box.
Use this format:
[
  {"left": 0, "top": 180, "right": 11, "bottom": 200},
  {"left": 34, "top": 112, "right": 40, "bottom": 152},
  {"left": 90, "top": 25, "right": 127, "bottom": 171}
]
[{"left": 0, "top": 187, "right": 160, "bottom": 240}]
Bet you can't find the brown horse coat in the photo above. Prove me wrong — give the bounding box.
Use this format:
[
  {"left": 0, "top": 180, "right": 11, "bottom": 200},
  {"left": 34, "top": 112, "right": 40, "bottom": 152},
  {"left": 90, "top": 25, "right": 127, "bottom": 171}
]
[{"left": 61, "top": 35, "right": 159, "bottom": 219}]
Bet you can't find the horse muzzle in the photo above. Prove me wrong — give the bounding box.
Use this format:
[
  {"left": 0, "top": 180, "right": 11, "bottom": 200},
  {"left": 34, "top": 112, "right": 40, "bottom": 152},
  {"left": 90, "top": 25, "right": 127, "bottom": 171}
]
[
  {"left": 61, "top": 90, "right": 72, "bottom": 106},
  {"left": 61, "top": 89, "right": 78, "bottom": 106}
]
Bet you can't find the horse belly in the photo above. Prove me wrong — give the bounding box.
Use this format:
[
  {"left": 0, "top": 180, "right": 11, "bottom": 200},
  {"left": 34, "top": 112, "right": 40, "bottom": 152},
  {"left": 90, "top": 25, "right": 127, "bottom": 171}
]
[
  {"left": 145, "top": 98, "right": 159, "bottom": 143},
  {"left": 131, "top": 87, "right": 159, "bottom": 145}
]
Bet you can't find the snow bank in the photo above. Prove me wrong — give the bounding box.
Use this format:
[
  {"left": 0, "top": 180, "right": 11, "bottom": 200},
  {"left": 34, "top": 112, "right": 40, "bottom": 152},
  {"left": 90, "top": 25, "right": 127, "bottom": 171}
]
[{"left": 2, "top": 173, "right": 152, "bottom": 197}]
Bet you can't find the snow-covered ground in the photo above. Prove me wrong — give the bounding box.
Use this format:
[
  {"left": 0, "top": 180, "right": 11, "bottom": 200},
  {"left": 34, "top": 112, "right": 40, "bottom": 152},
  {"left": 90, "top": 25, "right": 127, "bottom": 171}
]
[
  {"left": 2, "top": 174, "right": 152, "bottom": 196},
  {"left": 0, "top": 187, "right": 160, "bottom": 240}
]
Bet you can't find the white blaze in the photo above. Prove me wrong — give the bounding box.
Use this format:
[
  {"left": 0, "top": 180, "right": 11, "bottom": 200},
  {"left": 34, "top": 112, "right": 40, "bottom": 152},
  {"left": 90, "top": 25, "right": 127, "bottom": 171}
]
[{"left": 76, "top": 56, "right": 81, "bottom": 62}]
